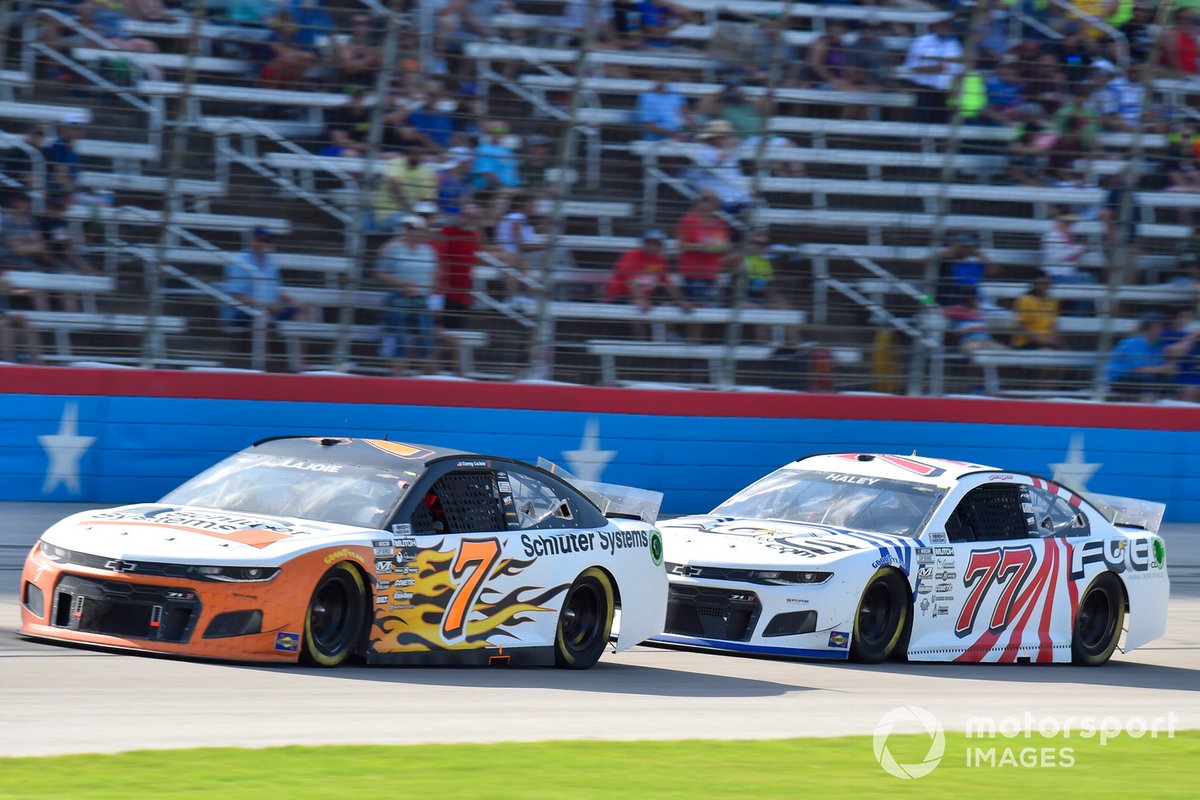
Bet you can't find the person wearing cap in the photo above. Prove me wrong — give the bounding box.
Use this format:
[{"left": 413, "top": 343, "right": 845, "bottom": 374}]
[
  {"left": 221, "top": 227, "right": 307, "bottom": 361},
  {"left": 374, "top": 149, "right": 437, "bottom": 232},
  {"left": 1106, "top": 312, "right": 1176, "bottom": 399},
  {"left": 44, "top": 115, "right": 87, "bottom": 195},
  {"left": 406, "top": 83, "right": 458, "bottom": 151},
  {"left": 377, "top": 215, "right": 438, "bottom": 377},
  {"left": 675, "top": 192, "right": 730, "bottom": 341},
  {"left": 605, "top": 230, "right": 689, "bottom": 327},
  {"left": 0, "top": 123, "right": 47, "bottom": 190},
  {"left": 688, "top": 120, "right": 752, "bottom": 213},
  {"left": 471, "top": 122, "right": 520, "bottom": 192},
  {"left": 436, "top": 138, "right": 475, "bottom": 216},
  {"left": 495, "top": 194, "right": 543, "bottom": 311},
  {"left": 1040, "top": 207, "right": 1093, "bottom": 285}
]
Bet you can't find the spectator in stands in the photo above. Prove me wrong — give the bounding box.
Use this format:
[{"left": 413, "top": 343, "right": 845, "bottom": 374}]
[
  {"left": 676, "top": 191, "right": 730, "bottom": 340},
  {"left": 374, "top": 150, "right": 438, "bottom": 232},
  {"left": 734, "top": 230, "right": 800, "bottom": 347},
  {"left": 37, "top": 193, "right": 99, "bottom": 312},
  {"left": 334, "top": 13, "right": 381, "bottom": 86},
  {"left": 933, "top": 232, "right": 999, "bottom": 305},
  {"left": 1041, "top": 208, "right": 1094, "bottom": 285},
  {"left": 378, "top": 216, "right": 438, "bottom": 377},
  {"left": 1025, "top": 50, "right": 1070, "bottom": 116},
  {"left": 945, "top": 289, "right": 1007, "bottom": 359},
  {"left": 1008, "top": 123, "right": 1048, "bottom": 185},
  {"left": 1159, "top": 7, "right": 1200, "bottom": 75},
  {"left": 1012, "top": 273, "right": 1065, "bottom": 350},
  {"left": 604, "top": 230, "right": 688, "bottom": 315},
  {"left": 1052, "top": 21, "right": 1096, "bottom": 87},
  {"left": 0, "top": 276, "right": 43, "bottom": 364},
  {"left": 518, "top": 135, "right": 554, "bottom": 190},
  {"left": 846, "top": 21, "right": 892, "bottom": 92},
  {"left": 1094, "top": 61, "right": 1148, "bottom": 133},
  {"left": 1100, "top": 169, "right": 1144, "bottom": 273},
  {"left": 637, "top": 77, "right": 692, "bottom": 141},
  {"left": 405, "top": 82, "right": 458, "bottom": 151},
  {"left": 433, "top": 202, "right": 485, "bottom": 374},
  {"left": 44, "top": 115, "right": 86, "bottom": 196},
  {"left": 687, "top": 120, "right": 753, "bottom": 214},
  {"left": 495, "top": 194, "right": 541, "bottom": 311},
  {"left": 320, "top": 88, "right": 371, "bottom": 158},
  {"left": 1106, "top": 312, "right": 1175, "bottom": 400},
  {"left": 79, "top": 1, "right": 159, "bottom": 52},
  {"left": 980, "top": 58, "right": 1026, "bottom": 126},
  {"left": 221, "top": 227, "right": 308, "bottom": 364},
  {"left": 260, "top": 9, "right": 324, "bottom": 89},
  {"left": 560, "top": 0, "right": 616, "bottom": 46},
  {"left": 1046, "top": 112, "right": 1095, "bottom": 186},
  {"left": 1120, "top": 1, "right": 1156, "bottom": 64},
  {"left": 1163, "top": 306, "right": 1200, "bottom": 401},
  {"left": 633, "top": 0, "right": 690, "bottom": 48},
  {"left": 437, "top": 146, "right": 475, "bottom": 216},
  {"left": 471, "top": 121, "right": 521, "bottom": 217},
  {"left": 900, "top": 14, "right": 963, "bottom": 122},
  {"left": 0, "top": 124, "right": 47, "bottom": 191},
  {"left": 0, "top": 193, "right": 50, "bottom": 312},
  {"left": 434, "top": 0, "right": 506, "bottom": 76},
  {"left": 807, "top": 20, "right": 853, "bottom": 91},
  {"left": 700, "top": 81, "right": 765, "bottom": 140}
]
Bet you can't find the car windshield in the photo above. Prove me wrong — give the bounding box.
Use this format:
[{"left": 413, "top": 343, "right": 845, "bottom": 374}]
[
  {"left": 712, "top": 469, "right": 944, "bottom": 536},
  {"left": 160, "top": 452, "right": 412, "bottom": 529}
]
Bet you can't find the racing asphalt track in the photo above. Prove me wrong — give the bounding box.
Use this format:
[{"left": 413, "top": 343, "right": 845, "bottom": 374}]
[{"left": 1, "top": 502, "right": 1197, "bottom": 757}]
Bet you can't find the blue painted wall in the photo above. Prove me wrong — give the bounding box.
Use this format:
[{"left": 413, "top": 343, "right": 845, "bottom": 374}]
[{"left": 4, "top": 392, "right": 1197, "bottom": 521}]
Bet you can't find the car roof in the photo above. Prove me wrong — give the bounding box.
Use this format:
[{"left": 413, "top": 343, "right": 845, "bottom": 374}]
[
  {"left": 248, "top": 436, "right": 468, "bottom": 470},
  {"left": 793, "top": 452, "right": 1000, "bottom": 485}
]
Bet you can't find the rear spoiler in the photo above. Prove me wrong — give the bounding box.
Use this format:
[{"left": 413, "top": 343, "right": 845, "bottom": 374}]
[
  {"left": 538, "top": 458, "right": 663, "bottom": 524},
  {"left": 1090, "top": 493, "right": 1166, "bottom": 535}
]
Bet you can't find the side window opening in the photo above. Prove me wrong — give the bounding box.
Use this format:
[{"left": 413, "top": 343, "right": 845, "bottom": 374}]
[
  {"left": 411, "top": 471, "right": 505, "bottom": 534},
  {"left": 1027, "top": 485, "right": 1091, "bottom": 538},
  {"left": 949, "top": 484, "right": 1030, "bottom": 542}
]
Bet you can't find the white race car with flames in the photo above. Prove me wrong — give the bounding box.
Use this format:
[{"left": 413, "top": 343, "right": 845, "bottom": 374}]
[{"left": 653, "top": 453, "right": 1168, "bottom": 665}]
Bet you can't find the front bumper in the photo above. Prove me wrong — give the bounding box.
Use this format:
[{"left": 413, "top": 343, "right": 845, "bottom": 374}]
[
  {"left": 648, "top": 572, "right": 860, "bottom": 660},
  {"left": 19, "top": 543, "right": 306, "bottom": 663}
]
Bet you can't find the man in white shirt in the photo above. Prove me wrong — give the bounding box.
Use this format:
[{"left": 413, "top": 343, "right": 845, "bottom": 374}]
[
  {"left": 901, "top": 16, "right": 963, "bottom": 122},
  {"left": 377, "top": 216, "right": 439, "bottom": 376},
  {"left": 1040, "top": 210, "right": 1093, "bottom": 284}
]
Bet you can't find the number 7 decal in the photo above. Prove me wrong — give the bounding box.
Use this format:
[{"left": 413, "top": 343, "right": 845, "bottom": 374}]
[
  {"left": 954, "top": 545, "right": 1037, "bottom": 638},
  {"left": 442, "top": 538, "right": 502, "bottom": 642}
]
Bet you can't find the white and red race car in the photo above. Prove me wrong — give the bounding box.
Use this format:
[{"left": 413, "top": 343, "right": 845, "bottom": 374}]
[{"left": 653, "top": 453, "right": 1168, "bottom": 665}]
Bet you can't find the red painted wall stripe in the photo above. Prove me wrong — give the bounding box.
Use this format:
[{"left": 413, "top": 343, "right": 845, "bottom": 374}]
[{"left": 3, "top": 366, "right": 1199, "bottom": 430}]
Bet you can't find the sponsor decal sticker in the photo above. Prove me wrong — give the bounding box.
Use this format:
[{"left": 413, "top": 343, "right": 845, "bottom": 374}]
[
  {"left": 324, "top": 548, "right": 365, "bottom": 565},
  {"left": 375, "top": 560, "right": 394, "bottom": 573},
  {"left": 920, "top": 598, "right": 931, "bottom": 615},
  {"left": 828, "top": 630, "right": 850, "bottom": 649},
  {"left": 927, "top": 532, "right": 948, "bottom": 545},
  {"left": 936, "top": 571, "right": 957, "bottom": 581},
  {"left": 934, "top": 547, "right": 954, "bottom": 557},
  {"left": 371, "top": 539, "right": 391, "bottom": 548},
  {"left": 391, "top": 523, "right": 412, "bottom": 536},
  {"left": 873, "top": 555, "right": 901, "bottom": 569},
  {"left": 649, "top": 530, "right": 664, "bottom": 566},
  {"left": 918, "top": 583, "right": 933, "bottom": 595},
  {"left": 917, "top": 566, "right": 932, "bottom": 579},
  {"left": 375, "top": 595, "right": 388, "bottom": 605},
  {"left": 274, "top": 632, "right": 300, "bottom": 652}
]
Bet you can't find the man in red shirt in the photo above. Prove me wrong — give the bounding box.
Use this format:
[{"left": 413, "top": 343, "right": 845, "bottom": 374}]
[
  {"left": 605, "top": 230, "right": 690, "bottom": 340},
  {"left": 675, "top": 191, "right": 730, "bottom": 306},
  {"left": 433, "top": 202, "right": 484, "bottom": 374}
]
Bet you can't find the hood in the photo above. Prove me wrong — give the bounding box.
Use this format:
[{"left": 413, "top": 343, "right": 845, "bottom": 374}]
[
  {"left": 660, "top": 515, "right": 920, "bottom": 570},
  {"left": 40, "top": 503, "right": 370, "bottom": 565}
]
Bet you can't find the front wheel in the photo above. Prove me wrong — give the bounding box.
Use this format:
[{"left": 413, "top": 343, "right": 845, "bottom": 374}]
[
  {"left": 1072, "top": 572, "right": 1125, "bottom": 666},
  {"left": 851, "top": 568, "right": 909, "bottom": 664},
  {"left": 554, "top": 568, "right": 615, "bottom": 670},
  {"left": 301, "top": 562, "right": 367, "bottom": 667}
]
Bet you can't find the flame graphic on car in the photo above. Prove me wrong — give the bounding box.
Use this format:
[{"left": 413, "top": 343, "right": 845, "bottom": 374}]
[{"left": 371, "top": 544, "right": 568, "bottom": 652}]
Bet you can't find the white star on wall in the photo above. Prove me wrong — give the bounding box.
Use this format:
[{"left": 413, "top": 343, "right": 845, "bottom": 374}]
[
  {"left": 562, "top": 418, "right": 617, "bottom": 483},
  {"left": 38, "top": 402, "right": 96, "bottom": 495},
  {"left": 1049, "top": 433, "right": 1101, "bottom": 491}
]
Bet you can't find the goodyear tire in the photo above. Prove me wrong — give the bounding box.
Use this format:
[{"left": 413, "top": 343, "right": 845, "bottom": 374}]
[
  {"left": 851, "top": 568, "right": 909, "bottom": 664},
  {"left": 554, "top": 568, "right": 615, "bottom": 670},
  {"left": 301, "top": 562, "right": 367, "bottom": 667},
  {"left": 1071, "top": 572, "right": 1125, "bottom": 666}
]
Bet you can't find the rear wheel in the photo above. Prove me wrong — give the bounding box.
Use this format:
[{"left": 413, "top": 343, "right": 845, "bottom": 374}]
[
  {"left": 301, "top": 562, "right": 367, "bottom": 667},
  {"left": 554, "top": 568, "right": 615, "bottom": 670},
  {"left": 851, "top": 568, "right": 909, "bottom": 664},
  {"left": 1072, "top": 572, "right": 1125, "bottom": 666}
]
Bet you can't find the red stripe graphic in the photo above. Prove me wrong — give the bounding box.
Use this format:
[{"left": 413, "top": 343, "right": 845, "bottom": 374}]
[
  {"left": 960, "top": 545, "right": 1053, "bottom": 663},
  {"left": 1036, "top": 539, "right": 1060, "bottom": 663}
]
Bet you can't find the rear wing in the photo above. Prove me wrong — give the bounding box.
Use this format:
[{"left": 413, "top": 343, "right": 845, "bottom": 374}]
[
  {"left": 537, "top": 458, "right": 663, "bottom": 524},
  {"left": 1090, "top": 493, "right": 1166, "bottom": 535}
]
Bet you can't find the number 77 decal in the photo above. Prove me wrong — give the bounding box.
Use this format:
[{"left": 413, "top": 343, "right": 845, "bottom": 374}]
[
  {"left": 442, "top": 538, "right": 502, "bottom": 642},
  {"left": 955, "top": 545, "right": 1037, "bottom": 638}
]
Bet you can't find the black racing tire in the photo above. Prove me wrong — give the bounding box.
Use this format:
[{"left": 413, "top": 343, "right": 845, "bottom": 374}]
[
  {"left": 554, "top": 567, "right": 615, "bottom": 670},
  {"left": 301, "top": 562, "right": 367, "bottom": 667},
  {"left": 1071, "top": 572, "right": 1125, "bottom": 666},
  {"left": 851, "top": 568, "right": 909, "bottom": 664}
]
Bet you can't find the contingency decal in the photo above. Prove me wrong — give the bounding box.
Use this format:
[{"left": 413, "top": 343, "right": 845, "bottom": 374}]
[
  {"left": 81, "top": 506, "right": 296, "bottom": 549},
  {"left": 361, "top": 439, "right": 437, "bottom": 461},
  {"left": 371, "top": 538, "right": 568, "bottom": 652}
]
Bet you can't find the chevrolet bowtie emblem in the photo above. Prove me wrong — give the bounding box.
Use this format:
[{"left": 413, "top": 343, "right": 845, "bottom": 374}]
[{"left": 104, "top": 559, "right": 137, "bottom": 572}]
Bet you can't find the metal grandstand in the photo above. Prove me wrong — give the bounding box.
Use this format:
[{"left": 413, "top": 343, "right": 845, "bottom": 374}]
[{"left": 1, "top": 0, "right": 1198, "bottom": 401}]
